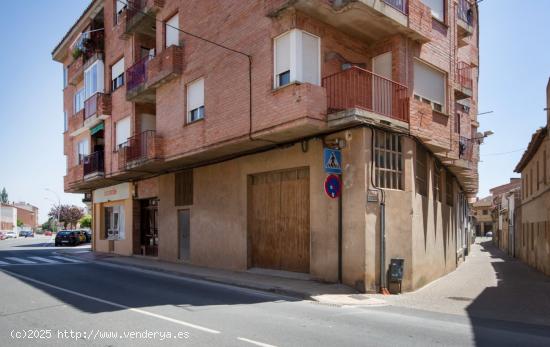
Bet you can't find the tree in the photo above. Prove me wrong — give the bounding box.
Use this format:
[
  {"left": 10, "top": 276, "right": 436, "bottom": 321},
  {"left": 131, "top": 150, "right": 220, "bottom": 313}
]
[
  {"left": 79, "top": 214, "right": 92, "bottom": 229},
  {"left": 48, "top": 205, "right": 85, "bottom": 229},
  {"left": 42, "top": 218, "right": 57, "bottom": 232},
  {"left": 17, "top": 219, "right": 23, "bottom": 227},
  {"left": 0, "top": 187, "right": 8, "bottom": 203}
]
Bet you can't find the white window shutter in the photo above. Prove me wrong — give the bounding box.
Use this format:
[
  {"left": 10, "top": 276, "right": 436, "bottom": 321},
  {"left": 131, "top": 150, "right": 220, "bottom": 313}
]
[
  {"left": 187, "top": 78, "right": 204, "bottom": 112},
  {"left": 111, "top": 58, "right": 124, "bottom": 80},
  {"left": 116, "top": 117, "right": 131, "bottom": 147},
  {"left": 116, "top": 0, "right": 127, "bottom": 14},
  {"left": 414, "top": 60, "right": 445, "bottom": 107},
  {"left": 275, "top": 32, "right": 291, "bottom": 78},
  {"left": 166, "top": 14, "right": 179, "bottom": 47},
  {"left": 300, "top": 31, "right": 320, "bottom": 85}
]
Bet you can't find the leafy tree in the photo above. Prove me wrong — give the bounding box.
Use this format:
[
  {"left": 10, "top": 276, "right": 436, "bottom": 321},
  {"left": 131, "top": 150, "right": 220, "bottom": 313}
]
[
  {"left": 17, "top": 219, "right": 23, "bottom": 227},
  {"left": 0, "top": 187, "right": 8, "bottom": 203},
  {"left": 41, "top": 218, "right": 57, "bottom": 233},
  {"left": 79, "top": 214, "right": 92, "bottom": 229},
  {"left": 48, "top": 205, "right": 85, "bottom": 229}
]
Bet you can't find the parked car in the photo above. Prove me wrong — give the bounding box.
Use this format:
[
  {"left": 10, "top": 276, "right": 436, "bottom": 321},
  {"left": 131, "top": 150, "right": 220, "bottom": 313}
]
[
  {"left": 44, "top": 230, "right": 53, "bottom": 236},
  {"left": 82, "top": 230, "right": 92, "bottom": 243},
  {"left": 76, "top": 230, "right": 86, "bottom": 244},
  {"left": 19, "top": 230, "right": 34, "bottom": 238},
  {"left": 5, "top": 231, "right": 17, "bottom": 239},
  {"left": 0, "top": 231, "right": 6, "bottom": 240},
  {"left": 486, "top": 231, "right": 493, "bottom": 238},
  {"left": 55, "top": 230, "right": 80, "bottom": 246}
]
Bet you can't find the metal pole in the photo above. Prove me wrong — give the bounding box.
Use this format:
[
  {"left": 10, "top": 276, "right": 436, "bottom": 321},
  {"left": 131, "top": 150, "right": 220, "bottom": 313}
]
[{"left": 338, "top": 176, "right": 343, "bottom": 283}]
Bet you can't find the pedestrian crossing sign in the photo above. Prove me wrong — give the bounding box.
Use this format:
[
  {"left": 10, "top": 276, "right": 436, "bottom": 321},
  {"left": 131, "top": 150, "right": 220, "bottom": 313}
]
[{"left": 323, "top": 148, "right": 342, "bottom": 174}]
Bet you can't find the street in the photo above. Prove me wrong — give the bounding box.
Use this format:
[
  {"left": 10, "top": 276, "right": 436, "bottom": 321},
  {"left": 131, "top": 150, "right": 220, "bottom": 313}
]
[{"left": 0, "top": 236, "right": 549, "bottom": 346}]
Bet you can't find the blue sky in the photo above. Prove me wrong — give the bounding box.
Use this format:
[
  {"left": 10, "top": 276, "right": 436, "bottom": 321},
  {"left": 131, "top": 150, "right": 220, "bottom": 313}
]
[{"left": 0, "top": 0, "right": 548, "bottom": 222}]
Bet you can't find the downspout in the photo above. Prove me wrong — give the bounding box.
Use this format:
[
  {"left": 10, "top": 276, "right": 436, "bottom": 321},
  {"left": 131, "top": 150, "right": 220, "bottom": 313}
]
[{"left": 370, "top": 128, "right": 388, "bottom": 294}]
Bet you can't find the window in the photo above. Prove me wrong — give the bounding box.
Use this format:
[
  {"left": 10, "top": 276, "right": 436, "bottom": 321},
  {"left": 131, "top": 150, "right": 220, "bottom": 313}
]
[
  {"left": 421, "top": 0, "right": 444, "bottom": 22},
  {"left": 84, "top": 61, "right": 104, "bottom": 99},
  {"left": 111, "top": 58, "right": 125, "bottom": 91},
  {"left": 446, "top": 171, "right": 454, "bottom": 206},
  {"left": 433, "top": 160, "right": 443, "bottom": 202},
  {"left": 416, "top": 142, "right": 428, "bottom": 196},
  {"left": 115, "top": 0, "right": 127, "bottom": 24},
  {"left": 63, "top": 66, "right": 68, "bottom": 89},
  {"left": 413, "top": 60, "right": 446, "bottom": 112},
  {"left": 76, "top": 139, "right": 89, "bottom": 165},
  {"left": 105, "top": 205, "right": 124, "bottom": 240},
  {"left": 64, "top": 111, "right": 68, "bottom": 132},
  {"left": 175, "top": 170, "right": 193, "bottom": 206},
  {"left": 374, "top": 131, "right": 403, "bottom": 190},
  {"left": 73, "top": 88, "right": 85, "bottom": 114},
  {"left": 187, "top": 78, "right": 204, "bottom": 123},
  {"left": 482, "top": 209, "right": 488, "bottom": 215},
  {"left": 165, "top": 14, "right": 179, "bottom": 47},
  {"left": 274, "top": 29, "right": 320, "bottom": 88},
  {"left": 115, "top": 116, "right": 131, "bottom": 149}
]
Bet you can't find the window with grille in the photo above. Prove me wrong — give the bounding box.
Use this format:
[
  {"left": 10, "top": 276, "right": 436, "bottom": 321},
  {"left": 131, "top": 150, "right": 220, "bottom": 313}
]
[
  {"left": 374, "top": 131, "right": 403, "bottom": 190},
  {"left": 446, "top": 171, "right": 454, "bottom": 206},
  {"left": 433, "top": 160, "right": 443, "bottom": 202},
  {"left": 416, "top": 142, "right": 428, "bottom": 196}
]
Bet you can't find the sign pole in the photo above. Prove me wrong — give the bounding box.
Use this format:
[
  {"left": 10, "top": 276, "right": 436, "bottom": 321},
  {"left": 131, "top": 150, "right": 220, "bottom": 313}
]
[{"left": 338, "top": 172, "right": 342, "bottom": 284}]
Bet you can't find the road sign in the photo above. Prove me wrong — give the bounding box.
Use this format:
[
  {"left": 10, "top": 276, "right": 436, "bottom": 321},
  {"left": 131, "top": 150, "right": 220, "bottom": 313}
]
[
  {"left": 323, "top": 148, "right": 342, "bottom": 174},
  {"left": 324, "top": 174, "right": 341, "bottom": 199}
]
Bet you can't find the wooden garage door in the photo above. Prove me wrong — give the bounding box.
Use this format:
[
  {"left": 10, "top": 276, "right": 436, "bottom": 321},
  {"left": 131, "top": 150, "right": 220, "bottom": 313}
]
[{"left": 248, "top": 167, "right": 310, "bottom": 273}]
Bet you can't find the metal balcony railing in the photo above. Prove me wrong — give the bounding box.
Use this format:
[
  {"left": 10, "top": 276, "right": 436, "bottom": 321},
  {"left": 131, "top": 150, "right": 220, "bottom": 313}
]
[
  {"left": 383, "top": 0, "right": 408, "bottom": 14},
  {"left": 83, "top": 151, "right": 105, "bottom": 176},
  {"left": 457, "top": 62, "right": 473, "bottom": 91},
  {"left": 459, "top": 136, "right": 473, "bottom": 161},
  {"left": 118, "top": 130, "right": 158, "bottom": 170},
  {"left": 126, "top": 54, "right": 154, "bottom": 92},
  {"left": 322, "top": 66, "right": 410, "bottom": 123},
  {"left": 457, "top": 0, "right": 473, "bottom": 26}
]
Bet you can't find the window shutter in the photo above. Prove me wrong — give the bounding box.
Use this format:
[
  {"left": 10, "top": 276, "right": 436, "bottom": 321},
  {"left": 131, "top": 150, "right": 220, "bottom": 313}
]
[
  {"left": 111, "top": 58, "right": 124, "bottom": 80},
  {"left": 300, "top": 31, "right": 320, "bottom": 85},
  {"left": 116, "top": 116, "right": 131, "bottom": 147},
  {"left": 421, "top": 0, "right": 444, "bottom": 21},
  {"left": 414, "top": 60, "right": 445, "bottom": 107},
  {"left": 116, "top": 0, "right": 127, "bottom": 14},
  {"left": 187, "top": 78, "right": 204, "bottom": 112},
  {"left": 275, "top": 32, "right": 291, "bottom": 77},
  {"left": 166, "top": 14, "right": 179, "bottom": 47},
  {"left": 175, "top": 171, "right": 193, "bottom": 206}
]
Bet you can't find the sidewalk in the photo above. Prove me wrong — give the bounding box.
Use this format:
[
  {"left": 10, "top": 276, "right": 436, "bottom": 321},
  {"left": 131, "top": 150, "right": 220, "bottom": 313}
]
[{"left": 58, "top": 249, "right": 387, "bottom": 306}]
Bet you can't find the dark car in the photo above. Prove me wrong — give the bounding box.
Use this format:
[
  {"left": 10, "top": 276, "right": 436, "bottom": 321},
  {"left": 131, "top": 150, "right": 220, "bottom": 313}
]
[
  {"left": 82, "top": 230, "right": 92, "bottom": 243},
  {"left": 20, "top": 231, "right": 34, "bottom": 238},
  {"left": 55, "top": 230, "right": 80, "bottom": 246}
]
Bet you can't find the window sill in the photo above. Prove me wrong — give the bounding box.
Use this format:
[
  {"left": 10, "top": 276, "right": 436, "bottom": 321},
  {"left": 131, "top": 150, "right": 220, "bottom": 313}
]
[
  {"left": 433, "top": 110, "right": 451, "bottom": 118},
  {"left": 432, "top": 16, "right": 448, "bottom": 28},
  {"left": 185, "top": 117, "right": 205, "bottom": 127},
  {"left": 272, "top": 81, "right": 302, "bottom": 94}
]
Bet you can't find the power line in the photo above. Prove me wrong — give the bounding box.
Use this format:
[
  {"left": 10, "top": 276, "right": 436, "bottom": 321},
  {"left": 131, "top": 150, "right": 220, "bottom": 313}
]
[{"left": 482, "top": 148, "right": 525, "bottom": 156}]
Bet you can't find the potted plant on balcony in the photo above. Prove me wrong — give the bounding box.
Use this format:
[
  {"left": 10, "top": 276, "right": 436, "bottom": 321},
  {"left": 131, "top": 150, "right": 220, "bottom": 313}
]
[{"left": 72, "top": 47, "right": 83, "bottom": 60}]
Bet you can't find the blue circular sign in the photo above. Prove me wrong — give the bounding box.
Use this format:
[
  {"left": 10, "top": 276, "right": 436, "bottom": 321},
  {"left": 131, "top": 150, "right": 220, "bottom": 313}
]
[{"left": 324, "top": 174, "right": 341, "bottom": 199}]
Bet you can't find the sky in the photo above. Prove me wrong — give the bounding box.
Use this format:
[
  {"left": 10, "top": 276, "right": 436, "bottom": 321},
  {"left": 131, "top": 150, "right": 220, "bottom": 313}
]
[{"left": 0, "top": 0, "right": 548, "bottom": 222}]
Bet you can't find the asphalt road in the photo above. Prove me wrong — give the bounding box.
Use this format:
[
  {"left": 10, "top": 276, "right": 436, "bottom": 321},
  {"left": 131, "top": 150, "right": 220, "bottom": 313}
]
[{"left": 1, "top": 237, "right": 549, "bottom": 346}]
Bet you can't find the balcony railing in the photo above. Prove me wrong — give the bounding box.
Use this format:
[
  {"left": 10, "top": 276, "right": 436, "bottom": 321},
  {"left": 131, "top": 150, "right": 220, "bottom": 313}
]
[
  {"left": 459, "top": 136, "right": 474, "bottom": 161},
  {"left": 83, "top": 151, "right": 105, "bottom": 177},
  {"left": 457, "top": 62, "right": 473, "bottom": 91},
  {"left": 118, "top": 130, "right": 159, "bottom": 170},
  {"left": 383, "top": 0, "right": 407, "bottom": 14},
  {"left": 126, "top": 54, "right": 154, "bottom": 92},
  {"left": 457, "top": 0, "right": 473, "bottom": 26},
  {"left": 322, "top": 66, "right": 410, "bottom": 123},
  {"left": 84, "top": 93, "right": 111, "bottom": 119}
]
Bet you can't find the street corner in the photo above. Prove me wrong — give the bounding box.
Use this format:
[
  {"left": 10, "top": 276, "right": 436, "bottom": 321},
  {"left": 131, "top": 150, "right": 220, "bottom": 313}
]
[{"left": 311, "top": 294, "right": 389, "bottom": 307}]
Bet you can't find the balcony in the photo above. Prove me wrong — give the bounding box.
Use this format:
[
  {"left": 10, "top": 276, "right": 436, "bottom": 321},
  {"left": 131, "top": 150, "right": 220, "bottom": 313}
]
[
  {"left": 455, "top": 62, "right": 473, "bottom": 100},
  {"left": 457, "top": 0, "right": 474, "bottom": 46},
  {"left": 118, "top": 130, "right": 162, "bottom": 171},
  {"left": 126, "top": 55, "right": 156, "bottom": 103},
  {"left": 68, "top": 55, "right": 84, "bottom": 86},
  {"left": 83, "top": 92, "right": 111, "bottom": 127},
  {"left": 64, "top": 164, "right": 83, "bottom": 193},
  {"left": 322, "top": 66, "right": 409, "bottom": 130},
  {"left": 146, "top": 45, "right": 184, "bottom": 89},
  {"left": 266, "top": 0, "right": 430, "bottom": 43},
  {"left": 68, "top": 31, "right": 105, "bottom": 85},
  {"left": 123, "top": 0, "right": 165, "bottom": 38},
  {"left": 83, "top": 151, "right": 105, "bottom": 180}
]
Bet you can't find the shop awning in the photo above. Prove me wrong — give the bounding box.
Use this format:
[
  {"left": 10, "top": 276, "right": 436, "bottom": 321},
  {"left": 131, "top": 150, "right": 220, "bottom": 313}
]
[{"left": 90, "top": 122, "right": 104, "bottom": 135}]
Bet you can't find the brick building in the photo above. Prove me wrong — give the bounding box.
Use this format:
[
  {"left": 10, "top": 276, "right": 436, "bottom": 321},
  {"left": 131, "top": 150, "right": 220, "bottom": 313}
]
[
  {"left": 472, "top": 195, "right": 493, "bottom": 237},
  {"left": 514, "top": 78, "right": 550, "bottom": 276},
  {"left": 53, "top": 0, "right": 480, "bottom": 292},
  {"left": 13, "top": 202, "right": 39, "bottom": 229},
  {"left": 0, "top": 204, "right": 17, "bottom": 232},
  {"left": 489, "top": 178, "right": 521, "bottom": 255}
]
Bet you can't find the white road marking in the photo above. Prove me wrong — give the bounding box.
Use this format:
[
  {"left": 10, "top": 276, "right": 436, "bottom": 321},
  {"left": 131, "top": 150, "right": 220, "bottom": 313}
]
[
  {"left": 50, "top": 256, "right": 83, "bottom": 263},
  {"left": 5, "top": 257, "right": 37, "bottom": 264},
  {"left": 0, "top": 260, "right": 10, "bottom": 265},
  {"left": 237, "top": 337, "right": 278, "bottom": 347},
  {"left": 29, "top": 257, "right": 61, "bottom": 264},
  {"left": 0, "top": 269, "right": 221, "bottom": 334}
]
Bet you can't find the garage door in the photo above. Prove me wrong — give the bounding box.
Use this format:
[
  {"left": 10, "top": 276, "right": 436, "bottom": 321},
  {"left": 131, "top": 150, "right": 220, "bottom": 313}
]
[{"left": 248, "top": 167, "right": 310, "bottom": 273}]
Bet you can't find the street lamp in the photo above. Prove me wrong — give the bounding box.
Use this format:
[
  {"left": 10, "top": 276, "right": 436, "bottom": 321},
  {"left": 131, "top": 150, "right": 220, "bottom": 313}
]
[{"left": 45, "top": 189, "right": 61, "bottom": 232}]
